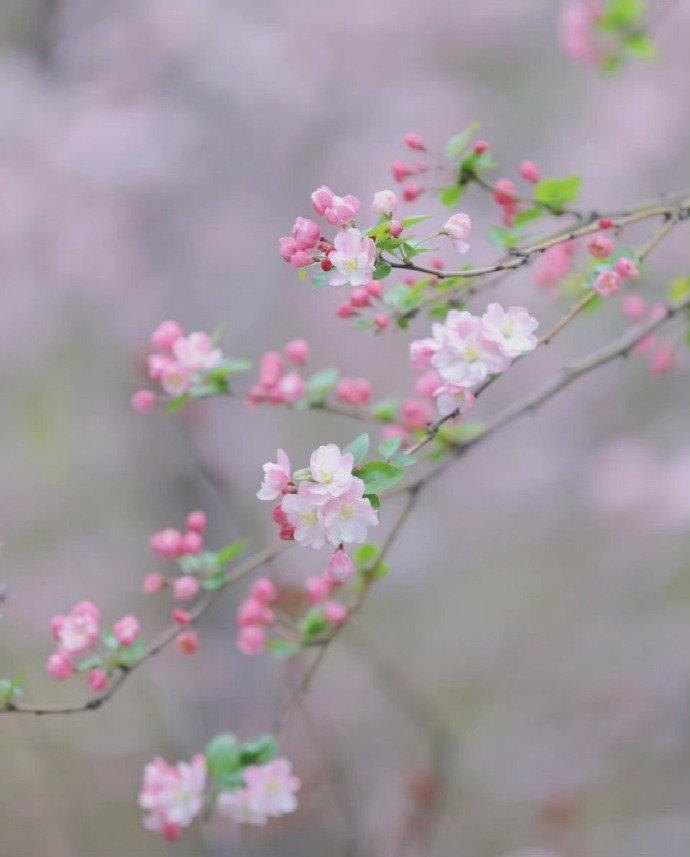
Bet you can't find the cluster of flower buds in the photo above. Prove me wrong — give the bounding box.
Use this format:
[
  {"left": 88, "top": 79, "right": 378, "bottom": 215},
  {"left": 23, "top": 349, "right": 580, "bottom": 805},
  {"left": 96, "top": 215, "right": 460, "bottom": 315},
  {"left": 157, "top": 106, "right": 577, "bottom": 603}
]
[
  {"left": 246, "top": 339, "right": 309, "bottom": 406},
  {"left": 46, "top": 601, "right": 142, "bottom": 691},
  {"left": 622, "top": 295, "right": 678, "bottom": 374},
  {"left": 584, "top": 227, "right": 640, "bottom": 298},
  {"left": 140, "top": 734, "right": 299, "bottom": 841},
  {"left": 410, "top": 302, "right": 539, "bottom": 415}
]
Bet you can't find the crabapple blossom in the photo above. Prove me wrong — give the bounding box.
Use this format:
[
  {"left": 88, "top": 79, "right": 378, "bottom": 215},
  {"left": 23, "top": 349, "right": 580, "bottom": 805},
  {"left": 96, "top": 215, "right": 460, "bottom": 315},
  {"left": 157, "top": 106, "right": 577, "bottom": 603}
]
[
  {"left": 336, "top": 377, "right": 372, "bottom": 405},
  {"left": 401, "top": 399, "right": 435, "bottom": 429},
  {"left": 328, "top": 228, "right": 376, "bottom": 287},
  {"left": 615, "top": 256, "right": 639, "bottom": 279},
  {"left": 291, "top": 217, "right": 320, "bottom": 250},
  {"left": 279, "top": 236, "right": 312, "bottom": 268},
  {"left": 139, "top": 754, "right": 206, "bottom": 840},
  {"left": 366, "top": 279, "right": 383, "bottom": 298},
  {"left": 250, "top": 577, "right": 278, "bottom": 603},
  {"left": 434, "top": 385, "right": 477, "bottom": 418},
  {"left": 410, "top": 337, "right": 438, "bottom": 371},
  {"left": 326, "top": 549, "right": 355, "bottom": 584},
  {"left": 151, "top": 320, "right": 184, "bottom": 352},
  {"left": 593, "top": 269, "right": 622, "bottom": 297},
  {"left": 186, "top": 510, "right": 207, "bottom": 534},
  {"left": 305, "top": 575, "right": 331, "bottom": 603},
  {"left": 481, "top": 303, "right": 539, "bottom": 358},
  {"left": 173, "top": 332, "right": 222, "bottom": 373},
  {"left": 350, "top": 287, "right": 370, "bottom": 307},
  {"left": 560, "top": 0, "right": 603, "bottom": 63},
  {"left": 443, "top": 212, "right": 472, "bottom": 254},
  {"left": 243, "top": 759, "right": 301, "bottom": 821},
  {"left": 535, "top": 240, "right": 576, "bottom": 289},
  {"left": 113, "top": 614, "right": 141, "bottom": 647},
  {"left": 403, "top": 132, "right": 426, "bottom": 151},
  {"left": 52, "top": 601, "right": 100, "bottom": 656},
  {"left": 372, "top": 189, "right": 398, "bottom": 215},
  {"left": 46, "top": 651, "right": 74, "bottom": 680},
  {"left": 236, "top": 625, "right": 266, "bottom": 656},
  {"left": 143, "top": 572, "right": 166, "bottom": 594},
  {"left": 381, "top": 424, "right": 408, "bottom": 442},
  {"left": 284, "top": 339, "right": 310, "bottom": 364},
  {"left": 308, "top": 444, "right": 355, "bottom": 499},
  {"left": 587, "top": 233, "right": 614, "bottom": 258},
  {"left": 236, "top": 598, "right": 274, "bottom": 627},
  {"left": 324, "top": 601, "right": 348, "bottom": 625},
  {"left": 151, "top": 528, "right": 185, "bottom": 559},
  {"left": 281, "top": 484, "right": 327, "bottom": 549},
  {"left": 389, "top": 219, "right": 403, "bottom": 238},
  {"left": 622, "top": 294, "right": 648, "bottom": 321},
  {"left": 172, "top": 608, "right": 192, "bottom": 625},
  {"left": 519, "top": 160, "right": 540, "bottom": 183},
  {"left": 415, "top": 370, "right": 443, "bottom": 399},
  {"left": 160, "top": 362, "right": 192, "bottom": 397},
  {"left": 374, "top": 313, "right": 390, "bottom": 331},
  {"left": 182, "top": 531, "right": 203, "bottom": 554},
  {"left": 277, "top": 372, "right": 305, "bottom": 405},
  {"left": 257, "top": 449, "right": 291, "bottom": 501},
  {"left": 175, "top": 631, "right": 199, "bottom": 654},
  {"left": 650, "top": 342, "right": 675, "bottom": 374},
  {"left": 88, "top": 668, "right": 109, "bottom": 691},
  {"left": 174, "top": 575, "right": 200, "bottom": 602},
  {"left": 322, "top": 478, "right": 378, "bottom": 546},
  {"left": 473, "top": 139, "right": 489, "bottom": 154},
  {"left": 391, "top": 160, "right": 414, "bottom": 182},
  {"left": 403, "top": 184, "right": 422, "bottom": 202},
  {"left": 310, "top": 185, "right": 360, "bottom": 226},
  {"left": 131, "top": 389, "right": 156, "bottom": 413}
]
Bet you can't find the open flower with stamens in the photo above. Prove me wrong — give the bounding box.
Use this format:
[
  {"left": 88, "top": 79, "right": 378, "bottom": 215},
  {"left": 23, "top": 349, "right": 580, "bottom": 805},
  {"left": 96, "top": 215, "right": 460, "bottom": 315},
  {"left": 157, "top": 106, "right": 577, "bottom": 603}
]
[{"left": 328, "top": 228, "right": 376, "bottom": 287}]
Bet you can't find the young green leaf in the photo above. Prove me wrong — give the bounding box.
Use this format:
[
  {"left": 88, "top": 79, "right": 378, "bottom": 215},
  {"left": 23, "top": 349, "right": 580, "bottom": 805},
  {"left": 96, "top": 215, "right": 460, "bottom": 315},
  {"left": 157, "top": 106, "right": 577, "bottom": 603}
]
[
  {"left": 357, "top": 460, "right": 405, "bottom": 494},
  {"left": 344, "top": 433, "right": 370, "bottom": 465},
  {"left": 533, "top": 176, "right": 582, "bottom": 213},
  {"left": 216, "top": 539, "right": 250, "bottom": 567},
  {"left": 378, "top": 435, "right": 402, "bottom": 458}
]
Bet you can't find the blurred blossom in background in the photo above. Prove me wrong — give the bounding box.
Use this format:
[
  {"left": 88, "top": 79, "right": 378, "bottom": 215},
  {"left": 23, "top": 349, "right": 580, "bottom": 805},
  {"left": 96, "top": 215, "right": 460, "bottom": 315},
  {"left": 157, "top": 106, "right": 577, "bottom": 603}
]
[{"left": 1, "top": 1, "right": 690, "bottom": 855}]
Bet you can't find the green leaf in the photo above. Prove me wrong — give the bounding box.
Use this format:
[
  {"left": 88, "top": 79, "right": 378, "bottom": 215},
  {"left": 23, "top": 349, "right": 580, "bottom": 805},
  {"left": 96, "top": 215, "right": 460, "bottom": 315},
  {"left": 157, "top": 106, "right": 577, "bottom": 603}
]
[
  {"left": 311, "top": 268, "right": 331, "bottom": 289},
  {"left": 512, "top": 207, "right": 544, "bottom": 228},
  {"left": 354, "top": 543, "right": 380, "bottom": 567},
  {"left": 533, "top": 176, "right": 582, "bottom": 213},
  {"left": 378, "top": 435, "right": 402, "bottom": 458},
  {"left": 351, "top": 317, "right": 375, "bottom": 329},
  {"left": 391, "top": 452, "right": 416, "bottom": 468},
  {"left": 223, "top": 358, "right": 253, "bottom": 375},
  {"left": 307, "top": 368, "right": 339, "bottom": 401},
  {"left": 101, "top": 628, "right": 118, "bottom": 650},
  {"left": 344, "top": 433, "right": 370, "bottom": 465},
  {"left": 373, "top": 260, "right": 392, "bottom": 280},
  {"left": 488, "top": 226, "right": 515, "bottom": 249},
  {"left": 371, "top": 398, "right": 399, "bottom": 422},
  {"left": 292, "top": 468, "right": 312, "bottom": 481},
  {"left": 166, "top": 393, "right": 190, "bottom": 414},
  {"left": 364, "top": 492, "right": 380, "bottom": 510},
  {"left": 117, "top": 638, "right": 145, "bottom": 667},
  {"left": 601, "top": 0, "right": 644, "bottom": 28},
  {"left": 444, "top": 122, "right": 481, "bottom": 162},
  {"left": 201, "top": 567, "right": 228, "bottom": 590},
  {"left": 265, "top": 640, "right": 302, "bottom": 659},
  {"left": 216, "top": 769, "right": 247, "bottom": 791},
  {"left": 625, "top": 31, "right": 656, "bottom": 60},
  {"left": 299, "top": 607, "right": 329, "bottom": 641},
  {"left": 357, "top": 460, "right": 405, "bottom": 494},
  {"left": 240, "top": 735, "right": 278, "bottom": 766},
  {"left": 216, "top": 539, "right": 250, "bottom": 567},
  {"left": 439, "top": 185, "right": 463, "bottom": 207},
  {"left": 76, "top": 656, "right": 104, "bottom": 673},
  {"left": 401, "top": 215, "right": 430, "bottom": 228},
  {"left": 371, "top": 562, "right": 390, "bottom": 581},
  {"left": 668, "top": 278, "right": 690, "bottom": 304},
  {"left": 206, "top": 733, "right": 242, "bottom": 778}
]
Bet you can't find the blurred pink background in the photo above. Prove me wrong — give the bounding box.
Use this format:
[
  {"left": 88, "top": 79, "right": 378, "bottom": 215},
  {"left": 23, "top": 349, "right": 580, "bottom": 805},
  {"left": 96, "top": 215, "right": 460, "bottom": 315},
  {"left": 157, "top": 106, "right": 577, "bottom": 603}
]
[{"left": 2, "top": 1, "right": 690, "bottom": 855}]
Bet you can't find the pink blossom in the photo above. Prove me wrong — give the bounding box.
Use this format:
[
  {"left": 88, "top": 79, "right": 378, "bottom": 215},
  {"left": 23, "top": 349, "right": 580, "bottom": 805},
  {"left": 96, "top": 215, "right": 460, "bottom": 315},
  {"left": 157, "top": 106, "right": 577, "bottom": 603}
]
[
  {"left": 649, "top": 342, "right": 675, "bottom": 375},
  {"left": 174, "top": 575, "right": 200, "bottom": 602},
  {"left": 172, "top": 608, "right": 192, "bottom": 625},
  {"left": 593, "top": 269, "right": 622, "bottom": 297},
  {"left": 173, "top": 332, "right": 222, "bottom": 372},
  {"left": 323, "top": 478, "right": 379, "bottom": 546},
  {"left": 415, "top": 370, "right": 443, "bottom": 399},
  {"left": 560, "top": 1, "right": 603, "bottom": 63},
  {"left": 46, "top": 650, "right": 74, "bottom": 680},
  {"left": 481, "top": 303, "right": 539, "bottom": 358},
  {"left": 434, "top": 385, "right": 477, "bottom": 418},
  {"left": 216, "top": 789, "right": 266, "bottom": 825},
  {"left": 308, "top": 444, "right": 355, "bottom": 500},
  {"left": 279, "top": 236, "right": 313, "bottom": 268},
  {"left": 281, "top": 484, "right": 327, "bottom": 549},
  {"left": 404, "top": 132, "right": 426, "bottom": 151},
  {"left": 139, "top": 754, "right": 206, "bottom": 840},
  {"left": 367, "top": 279, "right": 383, "bottom": 298},
  {"left": 401, "top": 399, "right": 434, "bottom": 429},
  {"left": 372, "top": 189, "right": 398, "bottom": 215},
  {"left": 236, "top": 625, "right": 266, "bottom": 656},
  {"left": 587, "top": 233, "right": 614, "bottom": 258},
  {"left": 324, "top": 601, "right": 348, "bottom": 625},
  {"left": 278, "top": 372, "right": 305, "bottom": 405},
  {"left": 250, "top": 577, "right": 278, "bottom": 604},
  {"left": 147, "top": 353, "right": 175, "bottom": 381},
  {"left": 622, "top": 294, "right": 648, "bottom": 321},
  {"left": 443, "top": 212, "right": 472, "bottom": 254},
  {"left": 186, "top": 510, "right": 207, "bottom": 534},
  {"left": 410, "top": 337, "right": 439, "bottom": 371},
  {"left": 328, "top": 228, "right": 376, "bottom": 287},
  {"left": 391, "top": 161, "right": 414, "bottom": 182},
  {"left": 389, "top": 219, "right": 403, "bottom": 238},
  {"left": 305, "top": 575, "right": 332, "bottom": 603},
  {"left": 182, "top": 531, "right": 203, "bottom": 554},
  {"left": 430, "top": 310, "right": 511, "bottom": 389},
  {"left": 284, "top": 339, "right": 310, "bottom": 364},
  {"left": 291, "top": 217, "right": 320, "bottom": 250},
  {"left": 381, "top": 425, "right": 408, "bottom": 442},
  {"left": 615, "top": 256, "right": 640, "bottom": 279},
  {"left": 258, "top": 351, "right": 284, "bottom": 389},
  {"left": 257, "top": 448, "right": 291, "bottom": 501},
  {"left": 493, "top": 178, "right": 518, "bottom": 206},
  {"left": 244, "top": 758, "right": 301, "bottom": 821},
  {"left": 350, "top": 286, "right": 370, "bottom": 308},
  {"left": 519, "top": 160, "right": 540, "bottom": 183},
  {"left": 375, "top": 313, "right": 390, "bottom": 332},
  {"left": 311, "top": 185, "right": 360, "bottom": 225},
  {"left": 326, "top": 549, "right": 355, "bottom": 584},
  {"left": 474, "top": 139, "right": 489, "bottom": 155},
  {"left": 151, "top": 320, "right": 184, "bottom": 353},
  {"left": 151, "top": 528, "right": 185, "bottom": 559},
  {"left": 131, "top": 389, "right": 156, "bottom": 413},
  {"left": 160, "top": 362, "right": 192, "bottom": 397},
  {"left": 535, "top": 240, "right": 576, "bottom": 289},
  {"left": 237, "top": 598, "right": 274, "bottom": 627},
  {"left": 143, "top": 572, "right": 167, "bottom": 594},
  {"left": 175, "top": 630, "right": 199, "bottom": 654},
  {"left": 88, "top": 668, "right": 109, "bottom": 691},
  {"left": 403, "top": 184, "right": 422, "bottom": 202},
  {"left": 337, "top": 377, "right": 372, "bottom": 406},
  {"left": 113, "top": 614, "right": 140, "bottom": 646},
  {"left": 54, "top": 602, "right": 101, "bottom": 655}
]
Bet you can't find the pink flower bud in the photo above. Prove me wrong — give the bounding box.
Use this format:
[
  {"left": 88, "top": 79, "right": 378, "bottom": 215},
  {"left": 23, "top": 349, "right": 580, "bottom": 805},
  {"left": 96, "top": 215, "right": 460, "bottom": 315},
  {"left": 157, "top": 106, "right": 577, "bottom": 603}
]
[
  {"left": 172, "top": 608, "right": 192, "bottom": 625},
  {"left": 147, "top": 353, "right": 174, "bottom": 381},
  {"left": 311, "top": 185, "right": 335, "bottom": 216},
  {"left": 272, "top": 503, "right": 288, "bottom": 526},
  {"left": 593, "top": 269, "right": 621, "bottom": 297},
  {"left": 326, "top": 549, "right": 355, "bottom": 584},
  {"left": 151, "top": 320, "right": 184, "bottom": 352},
  {"left": 415, "top": 370, "right": 443, "bottom": 399},
  {"left": 279, "top": 235, "right": 299, "bottom": 263},
  {"left": 278, "top": 372, "right": 305, "bottom": 405},
  {"left": 389, "top": 219, "right": 403, "bottom": 238},
  {"left": 374, "top": 313, "right": 389, "bottom": 331},
  {"left": 372, "top": 189, "right": 398, "bottom": 215},
  {"left": 404, "top": 132, "right": 426, "bottom": 151},
  {"left": 587, "top": 234, "right": 614, "bottom": 258},
  {"left": 185, "top": 510, "right": 207, "bottom": 534},
  {"left": 150, "top": 528, "right": 185, "bottom": 559},
  {"left": 237, "top": 598, "right": 274, "bottom": 627},
  {"left": 160, "top": 362, "right": 192, "bottom": 397},
  {"left": 131, "top": 389, "right": 156, "bottom": 413},
  {"left": 176, "top": 630, "right": 199, "bottom": 654},
  {"left": 289, "top": 250, "right": 313, "bottom": 268},
  {"left": 403, "top": 184, "right": 422, "bottom": 203},
  {"left": 279, "top": 524, "right": 295, "bottom": 541},
  {"left": 174, "top": 575, "right": 200, "bottom": 602},
  {"left": 113, "top": 614, "right": 140, "bottom": 647},
  {"left": 143, "top": 572, "right": 167, "bottom": 594},
  {"left": 381, "top": 424, "right": 407, "bottom": 441},
  {"left": 337, "top": 377, "right": 372, "bottom": 406},
  {"left": 337, "top": 302, "right": 356, "bottom": 319},
  {"left": 305, "top": 575, "right": 331, "bottom": 604},
  {"left": 622, "top": 294, "right": 648, "bottom": 321},
  {"left": 291, "top": 217, "right": 320, "bottom": 250},
  {"left": 247, "top": 384, "right": 267, "bottom": 405},
  {"left": 649, "top": 343, "right": 675, "bottom": 375},
  {"left": 614, "top": 257, "right": 639, "bottom": 279},
  {"left": 410, "top": 338, "right": 437, "bottom": 371},
  {"left": 493, "top": 178, "right": 518, "bottom": 206},
  {"left": 73, "top": 601, "right": 100, "bottom": 622},
  {"left": 284, "top": 339, "right": 310, "bottom": 364},
  {"left": 473, "top": 139, "right": 489, "bottom": 155},
  {"left": 350, "top": 287, "right": 370, "bottom": 308},
  {"left": 236, "top": 625, "right": 266, "bottom": 656},
  {"left": 88, "top": 668, "right": 109, "bottom": 691},
  {"left": 598, "top": 217, "right": 613, "bottom": 230},
  {"left": 258, "top": 351, "right": 283, "bottom": 389},
  {"left": 366, "top": 280, "right": 383, "bottom": 298},
  {"left": 430, "top": 256, "right": 444, "bottom": 271},
  {"left": 324, "top": 601, "right": 348, "bottom": 626},
  {"left": 182, "top": 531, "right": 203, "bottom": 555},
  {"left": 46, "top": 651, "right": 74, "bottom": 680},
  {"left": 250, "top": 577, "right": 278, "bottom": 604},
  {"left": 321, "top": 258, "right": 333, "bottom": 271},
  {"left": 519, "top": 160, "right": 540, "bottom": 184},
  {"left": 391, "top": 161, "right": 414, "bottom": 183},
  {"left": 402, "top": 398, "right": 434, "bottom": 428},
  {"left": 51, "top": 614, "right": 67, "bottom": 640}
]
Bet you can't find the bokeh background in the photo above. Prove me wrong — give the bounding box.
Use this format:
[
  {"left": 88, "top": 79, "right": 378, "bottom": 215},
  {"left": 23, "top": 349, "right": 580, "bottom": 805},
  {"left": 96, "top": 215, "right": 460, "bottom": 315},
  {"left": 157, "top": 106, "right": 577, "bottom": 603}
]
[{"left": 2, "top": 1, "right": 690, "bottom": 855}]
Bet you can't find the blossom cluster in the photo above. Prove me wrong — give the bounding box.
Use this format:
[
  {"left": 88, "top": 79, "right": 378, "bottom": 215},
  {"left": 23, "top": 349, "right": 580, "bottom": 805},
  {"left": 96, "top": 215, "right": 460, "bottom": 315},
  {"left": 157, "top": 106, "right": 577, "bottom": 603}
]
[
  {"left": 410, "top": 303, "right": 539, "bottom": 416},
  {"left": 622, "top": 294, "right": 678, "bottom": 375},
  {"left": 247, "top": 339, "right": 309, "bottom": 406},
  {"left": 139, "top": 734, "right": 300, "bottom": 841},
  {"left": 46, "top": 601, "right": 142, "bottom": 691}
]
